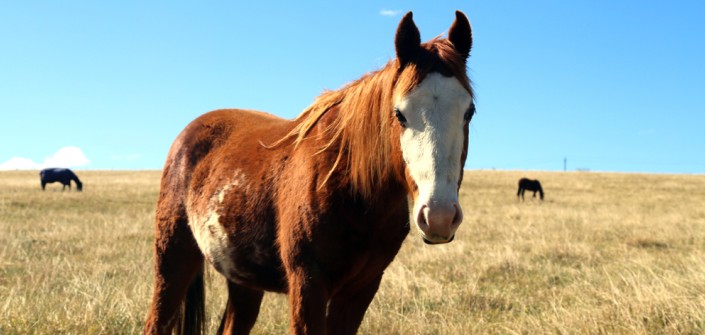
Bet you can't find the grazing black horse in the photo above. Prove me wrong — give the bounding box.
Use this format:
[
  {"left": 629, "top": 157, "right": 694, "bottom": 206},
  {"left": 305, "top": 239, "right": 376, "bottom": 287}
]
[
  {"left": 517, "top": 178, "right": 543, "bottom": 201},
  {"left": 40, "top": 168, "right": 83, "bottom": 191}
]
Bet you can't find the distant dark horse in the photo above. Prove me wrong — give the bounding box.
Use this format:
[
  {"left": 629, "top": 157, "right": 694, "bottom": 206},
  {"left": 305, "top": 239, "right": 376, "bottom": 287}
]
[
  {"left": 40, "top": 168, "right": 83, "bottom": 191},
  {"left": 517, "top": 178, "right": 543, "bottom": 201}
]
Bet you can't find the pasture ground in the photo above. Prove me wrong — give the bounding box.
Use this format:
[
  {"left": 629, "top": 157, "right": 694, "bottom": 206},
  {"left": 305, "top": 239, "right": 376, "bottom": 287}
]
[{"left": 1, "top": 170, "right": 704, "bottom": 334}]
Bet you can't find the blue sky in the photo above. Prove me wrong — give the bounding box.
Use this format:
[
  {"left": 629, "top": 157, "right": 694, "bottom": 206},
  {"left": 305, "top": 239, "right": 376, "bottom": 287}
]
[{"left": 1, "top": 1, "right": 703, "bottom": 173}]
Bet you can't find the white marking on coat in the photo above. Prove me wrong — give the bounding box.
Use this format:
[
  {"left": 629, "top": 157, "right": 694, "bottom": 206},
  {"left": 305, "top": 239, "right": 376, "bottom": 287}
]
[
  {"left": 188, "top": 170, "right": 253, "bottom": 281},
  {"left": 395, "top": 72, "right": 471, "bottom": 233}
]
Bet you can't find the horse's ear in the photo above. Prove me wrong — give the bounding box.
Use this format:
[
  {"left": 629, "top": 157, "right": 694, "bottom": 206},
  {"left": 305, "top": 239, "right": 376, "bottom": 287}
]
[
  {"left": 395, "top": 12, "right": 421, "bottom": 67},
  {"left": 448, "top": 10, "right": 472, "bottom": 60}
]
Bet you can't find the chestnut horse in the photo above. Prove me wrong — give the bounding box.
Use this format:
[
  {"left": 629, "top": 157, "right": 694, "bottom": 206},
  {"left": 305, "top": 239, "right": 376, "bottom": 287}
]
[{"left": 144, "top": 11, "right": 475, "bottom": 335}]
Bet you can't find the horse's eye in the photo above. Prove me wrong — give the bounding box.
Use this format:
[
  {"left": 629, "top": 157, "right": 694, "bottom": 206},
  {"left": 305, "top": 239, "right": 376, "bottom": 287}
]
[
  {"left": 394, "top": 108, "right": 407, "bottom": 127},
  {"left": 464, "top": 104, "right": 475, "bottom": 122}
]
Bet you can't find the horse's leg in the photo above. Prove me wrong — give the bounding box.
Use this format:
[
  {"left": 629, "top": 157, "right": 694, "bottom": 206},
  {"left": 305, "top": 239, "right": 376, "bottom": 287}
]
[
  {"left": 326, "top": 275, "right": 383, "bottom": 335},
  {"left": 216, "top": 281, "right": 264, "bottom": 335},
  {"left": 144, "top": 213, "right": 204, "bottom": 335},
  {"left": 286, "top": 267, "right": 329, "bottom": 335},
  {"left": 41, "top": 182, "right": 46, "bottom": 191}
]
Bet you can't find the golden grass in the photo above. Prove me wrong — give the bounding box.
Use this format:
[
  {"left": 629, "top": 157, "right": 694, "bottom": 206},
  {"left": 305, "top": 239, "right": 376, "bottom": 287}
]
[{"left": 1, "top": 170, "right": 705, "bottom": 334}]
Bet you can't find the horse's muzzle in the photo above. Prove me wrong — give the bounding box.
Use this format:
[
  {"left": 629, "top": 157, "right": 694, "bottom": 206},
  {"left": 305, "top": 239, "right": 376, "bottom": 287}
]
[{"left": 415, "top": 201, "right": 463, "bottom": 244}]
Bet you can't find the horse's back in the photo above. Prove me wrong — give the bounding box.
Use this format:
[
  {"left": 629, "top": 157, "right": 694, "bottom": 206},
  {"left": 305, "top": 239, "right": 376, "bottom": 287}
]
[
  {"left": 162, "top": 109, "right": 291, "bottom": 185},
  {"left": 172, "top": 108, "right": 288, "bottom": 155},
  {"left": 40, "top": 168, "right": 74, "bottom": 183},
  {"left": 518, "top": 177, "right": 542, "bottom": 192},
  {"left": 159, "top": 108, "right": 294, "bottom": 210}
]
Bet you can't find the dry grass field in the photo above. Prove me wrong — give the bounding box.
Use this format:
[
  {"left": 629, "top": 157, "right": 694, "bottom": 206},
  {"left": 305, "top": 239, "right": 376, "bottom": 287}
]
[{"left": 1, "top": 170, "right": 705, "bottom": 334}]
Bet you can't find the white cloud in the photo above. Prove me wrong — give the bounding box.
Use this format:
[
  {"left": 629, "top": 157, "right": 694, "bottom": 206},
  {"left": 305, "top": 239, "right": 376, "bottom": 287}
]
[
  {"left": 0, "top": 157, "right": 41, "bottom": 170},
  {"left": 0, "top": 146, "right": 90, "bottom": 170},
  {"left": 43, "top": 146, "right": 90, "bottom": 168},
  {"left": 380, "top": 9, "right": 403, "bottom": 17}
]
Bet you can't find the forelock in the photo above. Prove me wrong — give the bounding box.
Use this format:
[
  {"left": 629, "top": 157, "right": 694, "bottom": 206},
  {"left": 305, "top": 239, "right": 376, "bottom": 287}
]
[{"left": 394, "top": 38, "right": 472, "bottom": 100}]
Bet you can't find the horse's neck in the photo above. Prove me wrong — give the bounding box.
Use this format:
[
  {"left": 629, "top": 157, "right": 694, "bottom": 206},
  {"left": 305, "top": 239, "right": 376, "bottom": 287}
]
[
  {"left": 282, "top": 64, "right": 409, "bottom": 205},
  {"left": 295, "top": 116, "right": 407, "bottom": 207}
]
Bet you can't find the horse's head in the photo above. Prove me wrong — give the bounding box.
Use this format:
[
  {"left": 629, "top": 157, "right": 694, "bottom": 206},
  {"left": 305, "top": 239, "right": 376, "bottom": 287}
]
[{"left": 391, "top": 12, "right": 474, "bottom": 244}]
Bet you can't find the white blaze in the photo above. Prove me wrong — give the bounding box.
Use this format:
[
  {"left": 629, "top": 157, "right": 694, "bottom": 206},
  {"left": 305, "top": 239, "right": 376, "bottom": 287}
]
[{"left": 395, "top": 72, "right": 472, "bottom": 233}]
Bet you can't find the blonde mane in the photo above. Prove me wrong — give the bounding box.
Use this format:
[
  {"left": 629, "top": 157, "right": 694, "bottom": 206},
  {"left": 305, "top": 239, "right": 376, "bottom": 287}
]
[{"left": 278, "top": 38, "right": 472, "bottom": 199}]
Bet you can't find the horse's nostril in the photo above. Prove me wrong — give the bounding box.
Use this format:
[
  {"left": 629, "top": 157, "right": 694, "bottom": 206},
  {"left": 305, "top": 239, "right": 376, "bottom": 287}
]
[
  {"left": 452, "top": 203, "right": 463, "bottom": 226},
  {"left": 416, "top": 205, "right": 429, "bottom": 230}
]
